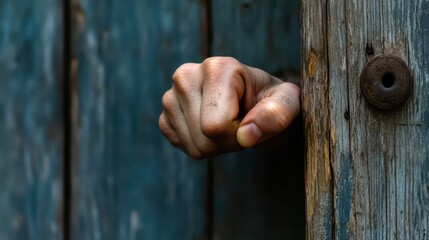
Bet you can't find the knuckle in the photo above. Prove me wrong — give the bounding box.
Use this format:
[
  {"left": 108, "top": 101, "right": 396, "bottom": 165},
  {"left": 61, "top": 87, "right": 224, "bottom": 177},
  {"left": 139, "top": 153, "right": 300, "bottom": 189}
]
[
  {"left": 172, "top": 63, "right": 197, "bottom": 87},
  {"left": 200, "top": 118, "right": 229, "bottom": 138},
  {"left": 201, "top": 57, "right": 247, "bottom": 95},
  {"left": 202, "top": 57, "right": 244, "bottom": 77},
  {"left": 158, "top": 113, "right": 168, "bottom": 131},
  {"left": 159, "top": 114, "right": 177, "bottom": 141},
  {"left": 169, "top": 138, "right": 182, "bottom": 148},
  {"left": 261, "top": 98, "right": 294, "bottom": 129},
  {"left": 195, "top": 139, "right": 218, "bottom": 156},
  {"left": 284, "top": 82, "right": 301, "bottom": 97},
  {"left": 159, "top": 114, "right": 187, "bottom": 151},
  {"left": 171, "top": 63, "right": 203, "bottom": 103},
  {"left": 161, "top": 90, "right": 175, "bottom": 110},
  {"left": 187, "top": 148, "right": 205, "bottom": 160},
  {"left": 203, "top": 56, "right": 239, "bottom": 67}
]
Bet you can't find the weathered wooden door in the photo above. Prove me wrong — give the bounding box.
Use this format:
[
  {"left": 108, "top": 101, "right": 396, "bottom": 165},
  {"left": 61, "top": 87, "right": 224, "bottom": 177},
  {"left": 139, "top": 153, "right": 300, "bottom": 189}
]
[
  {"left": 302, "top": 0, "right": 429, "bottom": 239},
  {"left": 0, "top": 0, "right": 304, "bottom": 239}
]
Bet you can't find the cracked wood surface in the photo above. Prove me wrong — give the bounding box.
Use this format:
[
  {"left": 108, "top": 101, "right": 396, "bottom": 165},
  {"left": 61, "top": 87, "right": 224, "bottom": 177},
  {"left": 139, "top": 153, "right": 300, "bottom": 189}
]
[{"left": 302, "top": 0, "right": 429, "bottom": 239}]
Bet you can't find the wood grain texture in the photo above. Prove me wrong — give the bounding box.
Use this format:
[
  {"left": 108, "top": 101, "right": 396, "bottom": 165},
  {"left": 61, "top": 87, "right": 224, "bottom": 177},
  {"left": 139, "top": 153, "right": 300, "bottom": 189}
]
[
  {"left": 301, "top": 0, "right": 333, "bottom": 238},
  {"left": 302, "top": 0, "right": 429, "bottom": 238},
  {"left": 71, "top": 1, "right": 207, "bottom": 239},
  {"left": 211, "top": 1, "right": 305, "bottom": 239},
  {"left": 0, "top": 0, "right": 64, "bottom": 239}
]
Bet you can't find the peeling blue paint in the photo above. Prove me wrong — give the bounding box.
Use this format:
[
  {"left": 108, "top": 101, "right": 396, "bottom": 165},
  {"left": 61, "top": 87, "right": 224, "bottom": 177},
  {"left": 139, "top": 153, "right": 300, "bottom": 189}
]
[
  {"left": 0, "top": 0, "right": 63, "bottom": 239},
  {"left": 336, "top": 153, "right": 353, "bottom": 240}
]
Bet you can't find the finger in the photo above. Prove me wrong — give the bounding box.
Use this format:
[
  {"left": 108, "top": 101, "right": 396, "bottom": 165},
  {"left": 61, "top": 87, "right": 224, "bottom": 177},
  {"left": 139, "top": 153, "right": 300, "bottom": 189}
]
[
  {"left": 172, "top": 62, "right": 203, "bottom": 134},
  {"left": 172, "top": 63, "right": 224, "bottom": 157},
  {"left": 159, "top": 113, "right": 182, "bottom": 148},
  {"left": 175, "top": 87, "right": 223, "bottom": 157},
  {"left": 237, "top": 82, "right": 300, "bottom": 148},
  {"left": 162, "top": 90, "right": 203, "bottom": 158},
  {"left": 199, "top": 57, "right": 247, "bottom": 150}
]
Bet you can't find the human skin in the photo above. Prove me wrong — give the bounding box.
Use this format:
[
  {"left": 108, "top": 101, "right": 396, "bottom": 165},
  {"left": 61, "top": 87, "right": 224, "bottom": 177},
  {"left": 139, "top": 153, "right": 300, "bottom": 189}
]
[{"left": 159, "top": 57, "right": 300, "bottom": 159}]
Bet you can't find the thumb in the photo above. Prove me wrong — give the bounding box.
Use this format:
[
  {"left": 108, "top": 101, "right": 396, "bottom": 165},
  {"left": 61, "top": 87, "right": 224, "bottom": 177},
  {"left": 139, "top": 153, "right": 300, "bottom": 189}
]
[{"left": 236, "top": 82, "right": 300, "bottom": 148}]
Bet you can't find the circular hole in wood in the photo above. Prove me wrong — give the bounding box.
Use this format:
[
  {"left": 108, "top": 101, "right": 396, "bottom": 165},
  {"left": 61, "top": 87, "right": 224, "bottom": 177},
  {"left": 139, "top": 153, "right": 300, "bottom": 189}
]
[{"left": 382, "top": 72, "right": 395, "bottom": 88}]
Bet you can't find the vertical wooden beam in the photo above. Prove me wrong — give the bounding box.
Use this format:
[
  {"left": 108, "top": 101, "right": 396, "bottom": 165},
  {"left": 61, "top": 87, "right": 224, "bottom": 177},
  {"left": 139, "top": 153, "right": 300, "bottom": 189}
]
[
  {"left": 301, "top": 0, "right": 333, "bottom": 238},
  {"left": 0, "top": 0, "right": 64, "bottom": 239},
  {"left": 303, "top": 0, "right": 429, "bottom": 238}
]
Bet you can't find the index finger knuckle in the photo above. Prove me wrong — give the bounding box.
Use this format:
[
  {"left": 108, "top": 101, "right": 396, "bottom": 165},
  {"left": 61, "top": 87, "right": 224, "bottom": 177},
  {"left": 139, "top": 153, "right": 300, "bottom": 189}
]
[{"left": 200, "top": 117, "right": 230, "bottom": 139}]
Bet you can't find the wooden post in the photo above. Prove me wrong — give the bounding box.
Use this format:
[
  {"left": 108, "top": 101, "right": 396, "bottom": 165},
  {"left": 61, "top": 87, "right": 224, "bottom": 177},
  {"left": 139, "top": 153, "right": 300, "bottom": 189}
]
[{"left": 302, "top": 0, "right": 429, "bottom": 239}]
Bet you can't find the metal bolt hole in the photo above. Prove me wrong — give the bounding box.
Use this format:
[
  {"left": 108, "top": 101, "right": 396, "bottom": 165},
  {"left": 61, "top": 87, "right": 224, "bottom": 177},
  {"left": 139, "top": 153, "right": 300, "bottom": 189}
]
[{"left": 382, "top": 72, "right": 395, "bottom": 88}]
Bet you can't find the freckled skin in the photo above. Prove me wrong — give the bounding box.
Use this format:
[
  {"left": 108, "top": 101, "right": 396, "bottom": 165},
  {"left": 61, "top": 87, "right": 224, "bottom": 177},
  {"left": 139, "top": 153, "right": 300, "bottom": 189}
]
[{"left": 159, "top": 56, "right": 301, "bottom": 159}]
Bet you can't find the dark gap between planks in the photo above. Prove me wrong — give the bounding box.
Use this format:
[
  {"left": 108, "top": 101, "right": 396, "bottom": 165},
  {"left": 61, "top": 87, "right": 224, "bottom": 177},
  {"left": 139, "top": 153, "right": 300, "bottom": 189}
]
[
  {"left": 62, "top": 0, "right": 72, "bottom": 239},
  {"left": 200, "top": 0, "right": 214, "bottom": 239}
]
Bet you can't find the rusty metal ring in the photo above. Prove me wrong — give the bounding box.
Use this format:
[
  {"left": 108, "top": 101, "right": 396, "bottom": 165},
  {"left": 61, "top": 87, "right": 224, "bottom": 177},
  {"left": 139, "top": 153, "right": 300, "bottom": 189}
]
[{"left": 360, "top": 55, "right": 411, "bottom": 110}]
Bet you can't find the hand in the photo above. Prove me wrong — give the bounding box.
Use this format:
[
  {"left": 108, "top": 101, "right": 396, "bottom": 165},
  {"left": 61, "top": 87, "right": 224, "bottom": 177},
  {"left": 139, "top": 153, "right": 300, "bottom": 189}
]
[{"left": 159, "top": 57, "right": 300, "bottom": 159}]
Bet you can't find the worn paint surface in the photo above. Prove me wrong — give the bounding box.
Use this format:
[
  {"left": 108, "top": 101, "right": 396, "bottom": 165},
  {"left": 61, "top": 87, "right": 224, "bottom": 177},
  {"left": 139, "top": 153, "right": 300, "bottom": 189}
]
[
  {"left": 211, "top": 0, "right": 305, "bottom": 239},
  {"left": 0, "top": 0, "right": 64, "bottom": 239},
  {"left": 0, "top": 0, "right": 305, "bottom": 239},
  {"left": 71, "top": 0, "right": 207, "bottom": 239},
  {"left": 302, "top": 0, "right": 429, "bottom": 239}
]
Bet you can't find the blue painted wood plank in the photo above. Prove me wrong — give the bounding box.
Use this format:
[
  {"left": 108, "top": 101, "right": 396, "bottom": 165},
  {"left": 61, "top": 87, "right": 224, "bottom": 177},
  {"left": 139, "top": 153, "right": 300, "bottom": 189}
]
[
  {"left": 211, "top": 0, "right": 305, "bottom": 239},
  {"left": 0, "top": 0, "right": 64, "bottom": 239},
  {"left": 212, "top": 0, "right": 300, "bottom": 72},
  {"left": 71, "top": 1, "right": 207, "bottom": 239}
]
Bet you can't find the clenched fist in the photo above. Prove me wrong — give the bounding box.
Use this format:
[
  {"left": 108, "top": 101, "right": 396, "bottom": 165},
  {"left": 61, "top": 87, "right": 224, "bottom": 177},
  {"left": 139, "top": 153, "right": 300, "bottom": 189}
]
[{"left": 159, "top": 57, "right": 300, "bottom": 159}]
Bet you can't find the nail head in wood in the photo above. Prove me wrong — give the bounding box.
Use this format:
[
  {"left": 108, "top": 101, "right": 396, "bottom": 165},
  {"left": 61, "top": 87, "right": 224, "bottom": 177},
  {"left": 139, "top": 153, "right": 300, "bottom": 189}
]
[{"left": 360, "top": 55, "right": 412, "bottom": 110}]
